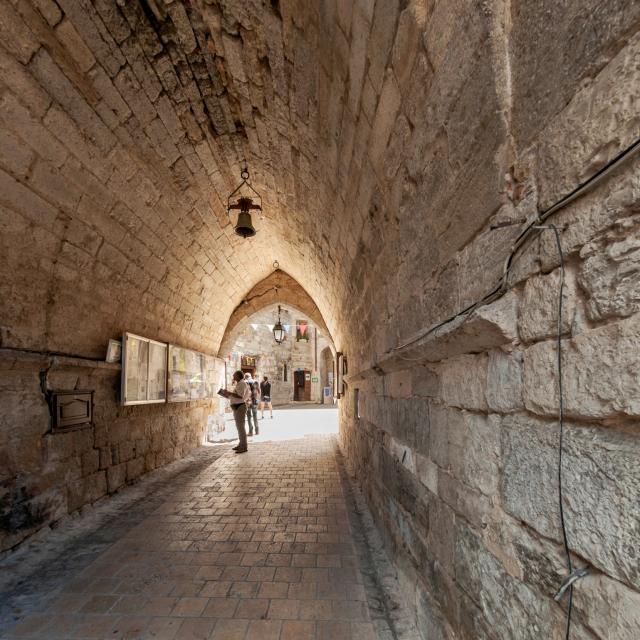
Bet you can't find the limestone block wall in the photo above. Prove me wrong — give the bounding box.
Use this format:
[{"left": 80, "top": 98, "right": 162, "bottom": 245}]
[
  {"left": 0, "top": 349, "right": 215, "bottom": 552},
  {"left": 0, "top": 0, "right": 638, "bottom": 635},
  {"left": 338, "top": 3, "right": 640, "bottom": 638}
]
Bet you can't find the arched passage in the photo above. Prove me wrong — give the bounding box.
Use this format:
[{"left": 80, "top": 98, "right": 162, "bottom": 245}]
[
  {"left": 218, "top": 269, "right": 333, "bottom": 358},
  {"left": 0, "top": 2, "right": 637, "bottom": 638}
]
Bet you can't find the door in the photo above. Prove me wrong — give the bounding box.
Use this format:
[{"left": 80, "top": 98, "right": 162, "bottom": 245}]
[
  {"left": 294, "top": 370, "right": 305, "bottom": 401},
  {"left": 303, "top": 370, "right": 311, "bottom": 401},
  {"left": 294, "top": 369, "right": 311, "bottom": 401}
]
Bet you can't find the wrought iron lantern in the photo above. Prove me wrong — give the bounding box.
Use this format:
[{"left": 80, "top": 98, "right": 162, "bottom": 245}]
[
  {"left": 273, "top": 305, "right": 285, "bottom": 344},
  {"left": 227, "top": 167, "right": 262, "bottom": 238}
]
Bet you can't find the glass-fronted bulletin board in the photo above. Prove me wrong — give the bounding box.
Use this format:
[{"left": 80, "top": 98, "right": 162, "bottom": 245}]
[
  {"left": 121, "top": 334, "right": 224, "bottom": 406},
  {"left": 168, "top": 345, "right": 204, "bottom": 402},
  {"left": 121, "top": 333, "right": 168, "bottom": 405},
  {"left": 167, "top": 346, "right": 223, "bottom": 402}
]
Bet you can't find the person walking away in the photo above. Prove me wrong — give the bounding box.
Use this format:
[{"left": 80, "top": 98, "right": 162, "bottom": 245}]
[
  {"left": 251, "top": 377, "right": 260, "bottom": 433},
  {"left": 244, "top": 373, "right": 258, "bottom": 436},
  {"left": 260, "top": 376, "right": 273, "bottom": 419},
  {"left": 218, "top": 371, "right": 251, "bottom": 453}
]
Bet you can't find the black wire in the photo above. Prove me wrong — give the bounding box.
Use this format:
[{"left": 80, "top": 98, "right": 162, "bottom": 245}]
[{"left": 548, "top": 224, "right": 573, "bottom": 639}]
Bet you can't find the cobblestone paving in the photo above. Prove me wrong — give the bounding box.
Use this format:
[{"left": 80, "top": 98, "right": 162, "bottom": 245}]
[{"left": 1, "top": 435, "right": 390, "bottom": 639}]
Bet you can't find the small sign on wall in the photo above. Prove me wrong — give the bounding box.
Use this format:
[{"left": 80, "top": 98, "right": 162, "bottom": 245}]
[
  {"left": 52, "top": 391, "right": 93, "bottom": 431},
  {"left": 311, "top": 376, "right": 318, "bottom": 382}
]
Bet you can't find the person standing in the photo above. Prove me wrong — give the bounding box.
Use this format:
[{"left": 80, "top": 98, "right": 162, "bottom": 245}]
[
  {"left": 244, "top": 373, "right": 257, "bottom": 435},
  {"left": 251, "top": 377, "right": 261, "bottom": 432},
  {"left": 218, "top": 371, "right": 251, "bottom": 453},
  {"left": 260, "top": 376, "right": 273, "bottom": 419},
  {"left": 245, "top": 372, "right": 260, "bottom": 435}
]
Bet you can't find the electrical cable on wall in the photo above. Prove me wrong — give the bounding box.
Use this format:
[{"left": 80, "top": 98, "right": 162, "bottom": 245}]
[
  {"left": 533, "top": 224, "right": 589, "bottom": 639},
  {"left": 383, "top": 138, "right": 640, "bottom": 633},
  {"left": 391, "top": 136, "right": 640, "bottom": 355}
]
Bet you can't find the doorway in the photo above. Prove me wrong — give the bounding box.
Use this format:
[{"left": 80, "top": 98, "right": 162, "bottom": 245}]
[
  {"left": 240, "top": 354, "right": 257, "bottom": 379},
  {"left": 293, "top": 369, "right": 311, "bottom": 401}
]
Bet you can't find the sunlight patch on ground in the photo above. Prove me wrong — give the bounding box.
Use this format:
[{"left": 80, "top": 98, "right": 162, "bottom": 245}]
[{"left": 205, "top": 405, "right": 339, "bottom": 444}]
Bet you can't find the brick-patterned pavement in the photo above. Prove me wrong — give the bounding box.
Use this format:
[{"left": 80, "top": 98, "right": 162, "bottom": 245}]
[{"left": 1, "top": 435, "right": 387, "bottom": 639}]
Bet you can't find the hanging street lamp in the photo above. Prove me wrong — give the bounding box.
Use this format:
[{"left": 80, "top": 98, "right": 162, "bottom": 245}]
[
  {"left": 273, "top": 305, "right": 285, "bottom": 344},
  {"left": 227, "top": 167, "right": 262, "bottom": 238}
]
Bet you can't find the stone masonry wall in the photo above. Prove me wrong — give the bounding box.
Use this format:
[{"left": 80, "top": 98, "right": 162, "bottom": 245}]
[
  {"left": 0, "top": 349, "right": 216, "bottom": 552},
  {"left": 0, "top": 1, "right": 639, "bottom": 636},
  {"left": 337, "top": 3, "right": 640, "bottom": 638}
]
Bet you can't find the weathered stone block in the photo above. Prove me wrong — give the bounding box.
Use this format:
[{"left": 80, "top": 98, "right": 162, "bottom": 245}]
[
  {"left": 383, "top": 292, "right": 518, "bottom": 372},
  {"left": 428, "top": 403, "right": 449, "bottom": 470},
  {"left": 518, "top": 268, "right": 577, "bottom": 343},
  {"left": 523, "top": 314, "right": 640, "bottom": 419},
  {"left": 0, "top": 128, "right": 35, "bottom": 178},
  {"left": 144, "top": 451, "right": 155, "bottom": 472},
  {"left": 72, "top": 428, "right": 94, "bottom": 454},
  {"left": 501, "top": 414, "right": 640, "bottom": 589},
  {"left": 98, "top": 446, "right": 111, "bottom": 470},
  {"left": 575, "top": 573, "right": 640, "bottom": 640},
  {"left": 426, "top": 497, "right": 455, "bottom": 572},
  {"left": 415, "top": 581, "right": 451, "bottom": 640},
  {"left": 55, "top": 18, "right": 96, "bottom": 72},
  {"left": 537, "top": 156, "right": 640, "bottom": 273},
  {"left": 114, "top": 66, "right": 156, "bottom": 126},
  {"left": 347, "top": 7, "right": 368, "bottom": 115},
  {"left": 510, "top": 0, "right": 640, "bottom": 150},
  {"left": 410, "top": 365, "right": 440, "bottom": 398},
  {"left": 438, "top": 468, "right": 492, "bottom": 529},
  {"left": 126, "top": 456, "right": 144, "bottom": 482},
  {"left": 532, "top": 26, "right": 640, "bottom": 208},
  {"left": 33, "top": 0, "right": 62, "bottom": 26},
  {"left": 84, "top": 471, "right": 107, "bottom": 503},
  {"left": 81, "top": 449, "right": 100, "bottom": 476},
  {"left": 455, "top": 521, "right": 558, "bottom": 639},
  {"left": 0, "top": 3, "right": 40, "bottom": 64},
  {"left": 107, "top": 462, "right": 126, "bottom": 493},
  {"left": 486, "top": 349, "right": 523, "bottom": 413},
  {"left": 0, "top": 93, "right": 68, "bottom": 168},
  {"left": 391, "top": 2, "right": 424, "bottom": 91},
  {"left": 415, "top": 453, "right": 438, "bottom": 495},
  {"left": 366, "top": 0, "right": 399, "bottom": 92},
  {"left": 579, "top": 216, "right": 640, "bottom": 322},
  {"left": 384, "top": 369, "right": 412, "bottom": 398},
  {"left": 368, "top": 70, "right": 401, "bottom": 173},
  {"left": 88, "top": 65, "right": 131, "bottom": 123},
  {"left": 441, "top": 354, "right": 487, "bottom": 411}
]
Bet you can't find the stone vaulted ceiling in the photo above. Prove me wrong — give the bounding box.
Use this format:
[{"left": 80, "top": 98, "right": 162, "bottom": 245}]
[
  {"left": 4, "top": 0, "right": 636, "bottom": 369},
  {"left": 1, "top": 0, "right": 386, "bottom": 358}
]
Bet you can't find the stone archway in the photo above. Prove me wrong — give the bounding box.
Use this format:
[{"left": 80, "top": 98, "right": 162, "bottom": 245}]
[{"left": 218, "top": 269, "right": 333, "bottom": 359}]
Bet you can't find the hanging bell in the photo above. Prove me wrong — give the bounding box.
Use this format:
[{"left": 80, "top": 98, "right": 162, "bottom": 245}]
[
  {"left": 235, "top": 209, "right": 256, "bottom": 238},
  {"left": 227, "top": 168, "right": 262, "bottom": 239}
]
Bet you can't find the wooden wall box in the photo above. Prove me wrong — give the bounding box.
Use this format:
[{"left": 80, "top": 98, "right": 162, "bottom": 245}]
[{"left": 52, "top": 391, "right": 93, "bottom": 430}]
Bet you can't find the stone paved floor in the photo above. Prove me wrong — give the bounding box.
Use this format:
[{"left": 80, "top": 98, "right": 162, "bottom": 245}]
[{"left": 1, "top": 417, "right": 396, "bottom": 639}]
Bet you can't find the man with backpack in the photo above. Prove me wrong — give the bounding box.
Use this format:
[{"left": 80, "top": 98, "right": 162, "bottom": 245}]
[{"left": 244, "top": 373, "right": 260, "bottom": 435}]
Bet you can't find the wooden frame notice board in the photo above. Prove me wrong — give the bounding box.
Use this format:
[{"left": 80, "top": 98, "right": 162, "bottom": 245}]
[{"left": 121, "top": 333, "right": 168, "bottom": 405}]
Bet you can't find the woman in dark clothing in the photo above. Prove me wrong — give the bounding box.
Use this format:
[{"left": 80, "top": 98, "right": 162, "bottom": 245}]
[{"left": 260, "top": 376, "right": 273, "bottom": 419}]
